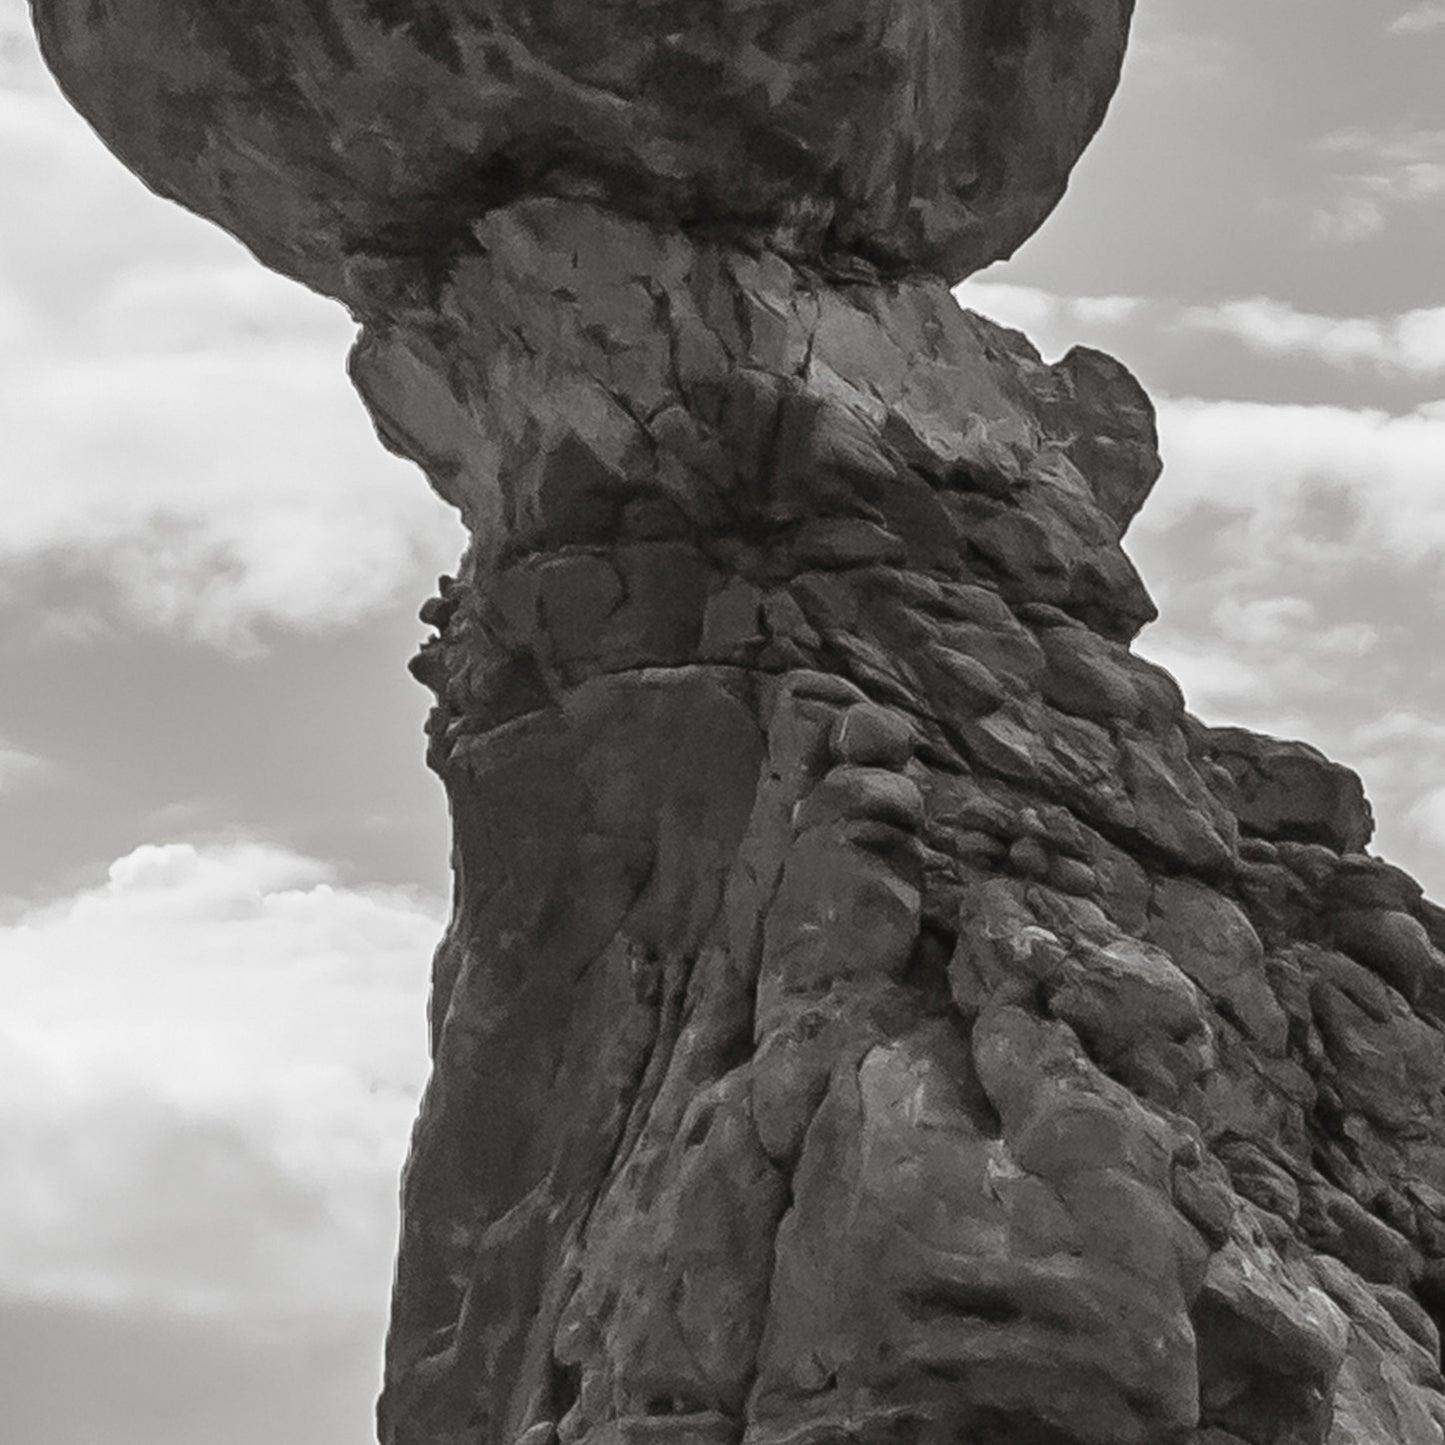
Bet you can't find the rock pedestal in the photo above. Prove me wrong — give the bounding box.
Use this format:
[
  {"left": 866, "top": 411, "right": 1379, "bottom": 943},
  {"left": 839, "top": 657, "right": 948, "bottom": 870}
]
[{"left": 29, "top": 2, "right": 1445, "bottom": 1443}]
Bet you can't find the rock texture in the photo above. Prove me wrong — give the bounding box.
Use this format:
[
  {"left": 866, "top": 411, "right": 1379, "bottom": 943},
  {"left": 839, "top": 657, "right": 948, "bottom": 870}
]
[
  {"left": 32, "top": 0, "right": 1132, "bottom": 299},
  {"left": 29, "top": 3, "right": 1445, "bottom": 1445}
]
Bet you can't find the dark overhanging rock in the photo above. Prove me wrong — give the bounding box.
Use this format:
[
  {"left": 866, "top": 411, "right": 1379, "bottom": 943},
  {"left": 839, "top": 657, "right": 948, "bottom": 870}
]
[
  {"left": 30, "top": 0, "right": 1134, "bottom": 299},
  {"left": 27, "top": 3, "right": 1445, "bottom": 1444}
]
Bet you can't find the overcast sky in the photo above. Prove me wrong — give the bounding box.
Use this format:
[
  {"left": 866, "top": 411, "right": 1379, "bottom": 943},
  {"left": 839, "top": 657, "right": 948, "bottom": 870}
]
[{"left": 1, "top": 3, "right": 1442, "bottom": 1442}]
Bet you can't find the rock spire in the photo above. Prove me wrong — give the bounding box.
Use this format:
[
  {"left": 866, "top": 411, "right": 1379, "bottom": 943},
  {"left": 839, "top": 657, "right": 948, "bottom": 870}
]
[{"left": 30, "top": 3, "right": 1445, "bottom": 1443}]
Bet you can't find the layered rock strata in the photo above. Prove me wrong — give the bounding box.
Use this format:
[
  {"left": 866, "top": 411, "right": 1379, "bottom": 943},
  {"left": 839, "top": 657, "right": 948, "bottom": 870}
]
[{"left": 29, "top": 3, "right": 1445, "bottom": 1444}]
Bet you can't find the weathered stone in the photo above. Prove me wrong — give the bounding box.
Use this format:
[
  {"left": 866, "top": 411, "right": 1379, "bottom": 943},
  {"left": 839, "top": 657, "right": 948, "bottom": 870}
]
[
  {"left": 1147, "top": 878, "right": 1288, "bottom": 1056},
  {"left": 1301, "top": 1182, "right": 1419, "bottom": 1291},
  {"left": 1205, "top": 727, "right": 1375, "bottom": 854},
  {"left": 829, "top": 703, "right": 913, "bottom": 770},
  {"left": 1192, "top": 1233, "right": 1348, "bottom": 1444},
  {"left": 1333, "top": 856, "right": 1427, "bottom": 913},
  {"left": 1039, "top": 623, "right": 1144, "bottom": 723},
  {"left": 1034, "top": 345, "right": 1163, "bottom": 534},
  {"left": 1215, "top": 1140, "right": 1302, "bottom": 1226},
  {"left": 1333, "top": 908, "right": 1445, "bottom": 1012},
  {"left": 29, "top": 5, "right": 1445, "bottom": 1444},
  {"left": 754, "top": 1013, "right": 1205, "bottom": 1445},
  {"left": 1308, "top": 1254, "right": 1445, "bottom": 1445},
  {"left": 33, "top": 0, "right": 1137, "bottom": 300}
]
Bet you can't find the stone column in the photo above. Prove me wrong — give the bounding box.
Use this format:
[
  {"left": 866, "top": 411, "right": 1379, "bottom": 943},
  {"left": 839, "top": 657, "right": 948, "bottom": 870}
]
[{"left": 30, "top": 4, "right": 1445, "bottom": 1444}]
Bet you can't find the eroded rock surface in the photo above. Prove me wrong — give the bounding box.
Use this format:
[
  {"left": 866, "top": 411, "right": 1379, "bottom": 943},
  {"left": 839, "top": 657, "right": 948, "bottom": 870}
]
[
  {"left": 358, "top": 205, "right": 1445, "bottom": 1445},
  {"left": 28, "top": 3, "right": 1445, "bottom": 1444},
  {"left": 32, "top": 0, "right": 1133, "bottom": 298}
]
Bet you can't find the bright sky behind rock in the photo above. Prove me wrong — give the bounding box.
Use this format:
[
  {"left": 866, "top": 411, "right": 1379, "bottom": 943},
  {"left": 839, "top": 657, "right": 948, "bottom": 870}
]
[{"left": 0, "top": 2, "right": 1441, "bottom": 1441}]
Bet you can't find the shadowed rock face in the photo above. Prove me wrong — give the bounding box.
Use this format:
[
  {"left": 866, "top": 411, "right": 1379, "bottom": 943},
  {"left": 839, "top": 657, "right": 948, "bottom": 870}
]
[
  {"left": 28, "top": 4, "right": 1445, "bottom": 1445},
  {"left": 31, "top": 0, "right": 1133, "bottom": 298}
]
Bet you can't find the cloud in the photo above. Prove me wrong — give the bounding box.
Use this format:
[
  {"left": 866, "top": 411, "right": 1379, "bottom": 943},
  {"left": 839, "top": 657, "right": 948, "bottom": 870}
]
[
  {"left": 0, "top": 840, "right": 442, "bottom": 1322},
  {"left": 1211, "top": 595, "right": 1377, "bottom": 659},
  {"left": 953, "top": 280, "right": 1056, "bottom": 335},
  {"left": 0, "top": 14, "right": 462, "bottom": 651},
  {"left": 1127, "top": 397, "right": 1445, "bottom": 897},
  {"left": 958, "top": 282, "right": 1445, "bottom": 379},
  {"left": 1143, "top": 398, "right": 1445, "bottom": 567},
  {"left": 1314, "top": 129, "right": 1445, "bottom": 242},
  {"left": 952, "top": 280, "right": 1145, "bottom": 359},
  {"left": 0, "top": 329, "right": 463, "bottom": 651},
  {"left": 1351, "top": 717, "right": 1445, "bottom": 868},
  {"left": 1130, "top": 629, "right": 1315, "bottom": 740},
  {"left": 1180, "top": 295, "right": 1445, "bottom": 375},
  {"left": 0, "top": 741, "right": 49, "bottom": 793},
  {"left": 1390, "top": 3, "right": 1445, "bottom": 35},
  {"left": 1410, "top": 785, "right": 1445, "bottom": 849}
]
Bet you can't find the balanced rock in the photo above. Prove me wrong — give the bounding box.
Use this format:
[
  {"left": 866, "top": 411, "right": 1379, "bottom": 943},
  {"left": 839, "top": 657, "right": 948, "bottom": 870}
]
[
  {"left": 29, "top": 3, "right": 1445, "bottom": 1445},
  {"left": 33, "top": 0, "right": 1134, "bottom": 298}
]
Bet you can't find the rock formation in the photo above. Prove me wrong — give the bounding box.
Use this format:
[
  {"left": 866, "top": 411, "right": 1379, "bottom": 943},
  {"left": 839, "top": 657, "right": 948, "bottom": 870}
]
[{"left": 30, "top": 2, "right": 1445, "bottom": 1443}]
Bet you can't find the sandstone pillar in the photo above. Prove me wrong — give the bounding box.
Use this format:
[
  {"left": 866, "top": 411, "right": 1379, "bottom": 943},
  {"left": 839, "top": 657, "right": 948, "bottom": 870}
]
[{"left": 30, "top": 3, "right": 1445, "bottom": 1443}]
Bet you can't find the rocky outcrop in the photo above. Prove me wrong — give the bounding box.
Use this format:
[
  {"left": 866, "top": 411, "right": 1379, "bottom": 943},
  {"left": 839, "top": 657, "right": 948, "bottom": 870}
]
[
  {"left": 32, "top": 0, "right": 1133, "bottom": 299},
  {"left": 29, "top": 3, "right": 1445, "bottom": 1444}
]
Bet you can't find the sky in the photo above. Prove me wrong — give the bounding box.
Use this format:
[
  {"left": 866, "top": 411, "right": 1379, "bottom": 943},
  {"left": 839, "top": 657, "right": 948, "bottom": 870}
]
[{"left": 1, "top": 3, "right": 1442, "bottom": 1442}]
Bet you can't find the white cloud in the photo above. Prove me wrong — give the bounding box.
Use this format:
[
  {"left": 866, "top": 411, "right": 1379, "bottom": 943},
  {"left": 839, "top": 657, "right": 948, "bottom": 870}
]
[
  {"left": 1315, "top": 129, "right": 1445, "bottom": 242},
  {"left": 1409, "top": 786, "right": 1445, "bottom": 849},
  {"left": 0, "top": 840, "right": 441, "bottom": 1322},
  {"left": 1390, "top": 3, "right": 1445, "bottom": 35},
  {"left": 1395, "top": 307, "right": 1445, "bottom": 371},
  {"left": 1128, "top": 397, "right": 1445, "bottom": 898},
  {"left": 1312, "top": 194, "right": 1391, "bottom": 245},
  {"left": 953, "top": 280, "right": 1058, "bottom": 335},
  {"left": 0, "top": 741, "right": 49, "bottom": 793},
  {"left": 1071, "top": 294, "right": 1144, "bottom": 326},
  {"left": 0, "top": 335, "right": 463, "bottom": 651},
  {"left": 952, "top": 281, "right": 1147, "bottom": 359},
  {"left": 1177, "top": 295, "right": 1445, "bottom": 374},
  {"left": 1134, "top": 630, "right": 1311, "bottom": 737},
  {"left": 960, "top": 281, "right": 1445, "bottom": 379},
  {"left": 1353, "top": 709, "right": 1445, "bottom": 755},
  {"left": 1212, "top": 596, "right": 1378, "bottom": 668},
  {"left": 1144, "top": 398, "right": 1445, "bottom": 567},
  {"left": 0, "top": 16, "right": 462, "bottom": 651}
]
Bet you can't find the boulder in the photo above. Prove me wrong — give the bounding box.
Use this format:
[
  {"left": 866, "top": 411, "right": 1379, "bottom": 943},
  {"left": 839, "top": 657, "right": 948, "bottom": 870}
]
[{"left": 33, "top": 0, "right": 1136, "bottom": 301}]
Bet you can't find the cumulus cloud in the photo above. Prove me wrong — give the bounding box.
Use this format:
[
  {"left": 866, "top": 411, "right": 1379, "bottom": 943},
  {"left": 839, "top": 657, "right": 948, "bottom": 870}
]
[
  {"left": 952, "top": 280, "right": 1056, "bottom": 336},
  {"left": 0, "top": 13, "right": 462, "bottom": 651},
  {"left": 1, "top": 332, "right": 462, "bottom": 651},
  {"left": 1410, "top": 785, "right": 1445, "bottom": 849},
  {"left": 1128, "top": 630, "right": 1316, "bottom": 741},
  {"left": 959, "top": 281, "right": 1445, "bottom": 379},
  {"left": 0, "top": 740, "right": 49, "bottom": 793},
  {"left": 1345, "top": 715, "right": 1445, "bottom": 868},
  {"left": 952, "top": 280, "right": 1146, "bottom": 361},
  {"left": 1390, "top": 3, "right": 1445, "bottom": 35},
  {"left": 1126, "top": 397, "right": 1445, "bottom": 897},
  {"left": 1143, "top": 398, "right": 1445, "bottom": 566},
  {"left": 953, "top": 280, "right": 1144, "bottom": 334},
  {"left": 0, "top": 840, "right": 441, "bottom": 1321},
  {"left": 1180, "top": 295, "right": 1445, "bottom": 375},
  {"left": 1314, "top": 129, "right": 1445, "bottom": 242}
]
